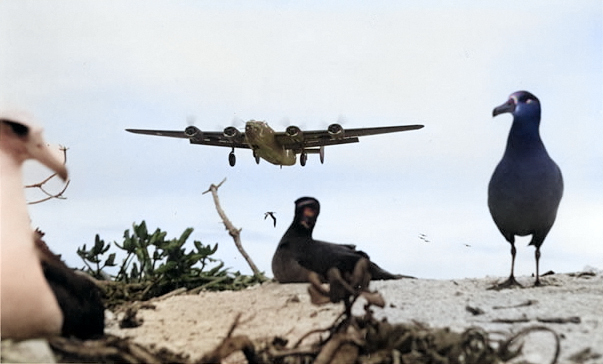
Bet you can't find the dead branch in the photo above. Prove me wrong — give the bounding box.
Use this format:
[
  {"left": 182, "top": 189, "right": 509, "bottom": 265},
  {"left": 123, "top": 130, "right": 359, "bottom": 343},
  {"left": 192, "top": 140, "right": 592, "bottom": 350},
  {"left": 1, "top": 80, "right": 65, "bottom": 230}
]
[
  {"left": 203, "top": 178, "right": 265, "bottom": 278},
  {"left": 27, "top": 146, "right": 70, "bottom": 204}
]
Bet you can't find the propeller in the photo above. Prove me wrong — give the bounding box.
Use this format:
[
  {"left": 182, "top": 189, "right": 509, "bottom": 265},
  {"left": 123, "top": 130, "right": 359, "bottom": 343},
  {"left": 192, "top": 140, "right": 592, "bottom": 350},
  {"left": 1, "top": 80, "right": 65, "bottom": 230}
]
[
  {"left": 319, "top": 114, "right": 349, "bottom": 129},
  {"left": 278, "top": 116, "right": 292, "bottom": 127},
  {"left": 231, "top": 115, "right": 245, "bottom": 127}
]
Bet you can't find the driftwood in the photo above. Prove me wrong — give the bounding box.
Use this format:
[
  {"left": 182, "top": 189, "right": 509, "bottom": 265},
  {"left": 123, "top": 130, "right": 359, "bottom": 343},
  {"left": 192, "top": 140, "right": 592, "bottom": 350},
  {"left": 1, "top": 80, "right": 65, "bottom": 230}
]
[
  {"left": 200, "top": 305, "right": 562, "bottom": 364},
  {"left": 48, "top": 334, "right": 189, "bottom": 364},
  {"left": 26, "top": 146, "right": 70, "bottom": 204},
  {"left": 203, "top": 178, "right": 265, "bottom": 279},
  {"left": 200, "top": 260, "right": 561, "bottom": 364}
]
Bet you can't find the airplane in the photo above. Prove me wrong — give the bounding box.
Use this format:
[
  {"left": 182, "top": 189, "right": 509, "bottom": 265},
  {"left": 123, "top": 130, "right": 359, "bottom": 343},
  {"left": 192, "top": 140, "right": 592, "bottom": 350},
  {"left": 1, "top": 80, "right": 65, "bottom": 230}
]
[{"left": 126, "top": 120, "right": 424, "bottom": 167}]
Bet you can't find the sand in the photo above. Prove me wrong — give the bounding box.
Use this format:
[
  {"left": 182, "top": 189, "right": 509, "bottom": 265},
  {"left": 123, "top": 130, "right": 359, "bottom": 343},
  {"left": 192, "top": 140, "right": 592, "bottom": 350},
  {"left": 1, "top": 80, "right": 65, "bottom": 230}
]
[{"left": 106, "top": 268, "right": 603, "bottom": 363}]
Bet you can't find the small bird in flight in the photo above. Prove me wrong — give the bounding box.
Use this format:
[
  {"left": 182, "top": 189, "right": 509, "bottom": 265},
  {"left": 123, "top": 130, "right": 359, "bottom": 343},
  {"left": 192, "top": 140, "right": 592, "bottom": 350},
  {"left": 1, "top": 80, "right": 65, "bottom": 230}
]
[{"left": 264, "top": 211, "right": 277, "bottom": 227}]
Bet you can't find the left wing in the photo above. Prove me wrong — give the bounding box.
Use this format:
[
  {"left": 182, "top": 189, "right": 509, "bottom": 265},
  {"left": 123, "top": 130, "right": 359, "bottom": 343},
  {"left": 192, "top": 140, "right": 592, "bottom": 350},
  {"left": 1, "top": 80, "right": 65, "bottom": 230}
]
[
  {"left": 125, "top": 127, "right": 250, "bottom": 149},
  {"left": 274, "top": 124, "right": 424, "bottom": 150}
]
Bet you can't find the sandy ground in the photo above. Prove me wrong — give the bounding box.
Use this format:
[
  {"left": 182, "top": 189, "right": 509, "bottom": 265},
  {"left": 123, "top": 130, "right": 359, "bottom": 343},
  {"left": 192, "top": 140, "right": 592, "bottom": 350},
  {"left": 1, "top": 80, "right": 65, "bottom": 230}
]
[{"left": 105, "top": 268, "right": 603, "bottom": 364}]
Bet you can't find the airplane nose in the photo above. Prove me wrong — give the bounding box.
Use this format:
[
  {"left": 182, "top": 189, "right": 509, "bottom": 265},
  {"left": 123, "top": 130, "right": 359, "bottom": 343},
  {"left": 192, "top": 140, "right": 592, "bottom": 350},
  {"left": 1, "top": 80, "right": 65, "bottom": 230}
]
[{"left": 245, "top": 124, "right": 258, "bottom": 137}]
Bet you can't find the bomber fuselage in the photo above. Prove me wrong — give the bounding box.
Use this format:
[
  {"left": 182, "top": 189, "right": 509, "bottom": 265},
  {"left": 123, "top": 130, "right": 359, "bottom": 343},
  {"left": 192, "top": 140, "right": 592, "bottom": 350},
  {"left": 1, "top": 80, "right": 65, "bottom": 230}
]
[{"left": 245, "top": 121, "right": 296, "bottom": 166}]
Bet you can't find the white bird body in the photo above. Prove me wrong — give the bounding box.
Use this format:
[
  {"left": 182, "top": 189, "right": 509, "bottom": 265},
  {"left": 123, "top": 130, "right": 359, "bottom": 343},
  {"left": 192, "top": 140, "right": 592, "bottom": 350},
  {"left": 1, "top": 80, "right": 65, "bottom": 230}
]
[{"left": 1, "top": 116, "right": 65, "bottom": 339}]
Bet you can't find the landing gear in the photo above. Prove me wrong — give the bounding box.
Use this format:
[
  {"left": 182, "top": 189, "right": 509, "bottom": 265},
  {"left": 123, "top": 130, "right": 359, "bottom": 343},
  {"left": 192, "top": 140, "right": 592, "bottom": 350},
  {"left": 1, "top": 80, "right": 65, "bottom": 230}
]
[
  {"left": 300, "top": 152, "right": 307, "bottom": 166},
  {"left": 253, "top": 150, "right": 260, "bottom": 164},
  {"left": 228, "top": 150, "right": 236, "bottom": 166}
]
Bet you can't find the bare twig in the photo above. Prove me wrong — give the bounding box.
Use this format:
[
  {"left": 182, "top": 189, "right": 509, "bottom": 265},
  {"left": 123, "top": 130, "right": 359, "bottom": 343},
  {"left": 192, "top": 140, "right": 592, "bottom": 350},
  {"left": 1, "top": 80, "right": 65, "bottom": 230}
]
[
  {"left": 493, "top": 299, "right": 538, "bottom": 310},
  {"left": 499, "top": 326, "right": 560, "bottom": 364},
  {"left": 203, "top": 178, "right": 265, "bottom": 278},
  {"left": 27, "top": 146, "right": 70, "bottom": 204}
]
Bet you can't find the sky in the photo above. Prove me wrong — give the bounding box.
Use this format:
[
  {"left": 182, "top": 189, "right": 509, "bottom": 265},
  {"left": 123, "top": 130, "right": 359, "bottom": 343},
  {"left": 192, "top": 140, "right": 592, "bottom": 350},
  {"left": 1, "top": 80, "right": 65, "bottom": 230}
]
[{"left": 1, "top": 1, "right": 602, "bottom": 280}]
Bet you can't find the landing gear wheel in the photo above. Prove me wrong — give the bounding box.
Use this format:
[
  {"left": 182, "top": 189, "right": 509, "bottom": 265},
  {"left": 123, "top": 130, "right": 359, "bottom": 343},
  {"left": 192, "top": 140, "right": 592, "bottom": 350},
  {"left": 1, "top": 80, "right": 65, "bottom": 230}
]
[
  {"left": 228, "top": 151, "right": 236, "bottom": 166},
  {"left": 300, "top": 152, "right": 307, "bottom": 166}
]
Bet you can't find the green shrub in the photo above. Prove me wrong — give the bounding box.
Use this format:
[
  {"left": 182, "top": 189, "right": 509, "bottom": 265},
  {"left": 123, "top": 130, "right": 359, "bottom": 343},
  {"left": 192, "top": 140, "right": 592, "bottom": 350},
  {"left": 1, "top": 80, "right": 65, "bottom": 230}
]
[{"left": 77, "top": 221, "right": 265, "bottom": 305}]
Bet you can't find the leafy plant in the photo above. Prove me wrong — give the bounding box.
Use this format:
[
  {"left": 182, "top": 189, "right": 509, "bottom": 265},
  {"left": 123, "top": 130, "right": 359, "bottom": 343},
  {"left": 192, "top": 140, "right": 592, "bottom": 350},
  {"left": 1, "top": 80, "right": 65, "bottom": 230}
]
[
  {"left": 77, "top": 234, "right": 116, "bottom": 280},
  {"left": 77, "top": 221, "right": 266, "bottom": 305}
]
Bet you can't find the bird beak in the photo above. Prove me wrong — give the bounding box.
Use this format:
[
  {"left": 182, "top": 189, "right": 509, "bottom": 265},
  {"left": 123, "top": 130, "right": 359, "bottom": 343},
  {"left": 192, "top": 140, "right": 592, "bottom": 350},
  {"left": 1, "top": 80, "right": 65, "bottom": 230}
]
[
  {"left": 26, "top": 129, "right": 69, "bottom": 181},
  {"left": 492, "top": 98, "right": 516, "bottom": 117},
  {"left": 300, "top": 207, "right": 318, "bottom": 230}
]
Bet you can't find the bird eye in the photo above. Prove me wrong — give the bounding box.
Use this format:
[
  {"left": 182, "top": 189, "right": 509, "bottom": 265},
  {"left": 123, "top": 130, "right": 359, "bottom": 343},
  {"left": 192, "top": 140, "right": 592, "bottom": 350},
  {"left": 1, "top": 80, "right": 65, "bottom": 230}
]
[
  {"left": 526, "top": 98, "right": 534, "bottom": 104},
  {"left": 1, "top": 119, "right": 29, "bottom": 137}
]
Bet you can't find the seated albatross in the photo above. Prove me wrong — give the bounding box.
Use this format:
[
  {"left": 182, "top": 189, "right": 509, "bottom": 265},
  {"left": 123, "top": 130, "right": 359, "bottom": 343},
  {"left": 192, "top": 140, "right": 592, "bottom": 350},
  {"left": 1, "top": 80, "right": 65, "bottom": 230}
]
[
  {"left": 1, "top": 113, "right": 104, "bottom": 340},
  {"left": 272, "top": 197, "right": 412, "bottom": 283}
]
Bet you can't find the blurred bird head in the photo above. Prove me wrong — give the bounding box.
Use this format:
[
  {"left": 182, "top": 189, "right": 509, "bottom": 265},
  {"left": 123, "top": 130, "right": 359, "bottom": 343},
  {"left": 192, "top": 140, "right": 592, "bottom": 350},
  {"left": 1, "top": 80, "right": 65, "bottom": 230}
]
[
  {"left": 493, "top": 90, "right": 541, "bottom": 122},
  {"left": 0, "top": 113, "right": 68, "bottom": 180},
  {"left": 294, "top": 197, "right": 320, "bottom": 231}
]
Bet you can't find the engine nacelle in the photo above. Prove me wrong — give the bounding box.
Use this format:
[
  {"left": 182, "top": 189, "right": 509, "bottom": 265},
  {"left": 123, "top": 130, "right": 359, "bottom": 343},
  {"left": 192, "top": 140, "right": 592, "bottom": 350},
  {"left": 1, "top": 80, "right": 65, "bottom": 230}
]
[
  {"left": 223, "top": 126, "right": 241, "bottom": 140},
  {"left": 327, "top": 123, "right": 345, "bottom": 138},
  {"left": 184, "top": 126, "right": 203, "bottom": 142},
  {"left": 286, "top": 125, "right": 304, "bottom": 142}
]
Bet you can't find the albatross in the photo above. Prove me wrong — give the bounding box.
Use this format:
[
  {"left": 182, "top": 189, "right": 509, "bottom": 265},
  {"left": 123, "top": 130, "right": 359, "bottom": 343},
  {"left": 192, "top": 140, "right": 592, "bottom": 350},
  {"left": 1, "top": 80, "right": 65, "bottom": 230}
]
[
  {"left": 488, "top": 91, "right": 563, "bottom": 288},
  {"left": 1, "top": 112, "right": 104, "bottom": 340},
  {"left": 272, "top": 197, "right": 412, "bottom": 283}
]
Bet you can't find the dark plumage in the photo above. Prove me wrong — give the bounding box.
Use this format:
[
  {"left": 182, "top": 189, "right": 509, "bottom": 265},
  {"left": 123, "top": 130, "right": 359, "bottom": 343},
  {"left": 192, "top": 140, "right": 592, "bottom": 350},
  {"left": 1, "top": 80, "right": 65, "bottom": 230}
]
[
  {"left": 272, "top": 197, "right": 407, "bottom": 283},
  {"left": 488, "top": 91, "right": 563, "bottom": 288},
  {"left": 264, "top": 211, "right": 277, "bottom": 227},
  {"left": 35, "top": 230, "right": 105, "bottom": 339}
]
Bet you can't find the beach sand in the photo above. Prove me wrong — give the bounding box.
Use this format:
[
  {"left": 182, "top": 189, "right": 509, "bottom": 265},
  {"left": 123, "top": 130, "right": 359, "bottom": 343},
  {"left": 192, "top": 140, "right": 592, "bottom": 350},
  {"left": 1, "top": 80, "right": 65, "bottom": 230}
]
[{"left": 106, "top": 269, "right": 603, "bottom": 363}]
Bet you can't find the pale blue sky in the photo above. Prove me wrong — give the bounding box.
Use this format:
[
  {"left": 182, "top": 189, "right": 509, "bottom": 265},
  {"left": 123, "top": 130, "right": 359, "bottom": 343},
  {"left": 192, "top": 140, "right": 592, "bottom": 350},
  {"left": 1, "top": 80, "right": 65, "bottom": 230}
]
[{"left": 2, "top": 1, "right": 602, "bottom": 279}]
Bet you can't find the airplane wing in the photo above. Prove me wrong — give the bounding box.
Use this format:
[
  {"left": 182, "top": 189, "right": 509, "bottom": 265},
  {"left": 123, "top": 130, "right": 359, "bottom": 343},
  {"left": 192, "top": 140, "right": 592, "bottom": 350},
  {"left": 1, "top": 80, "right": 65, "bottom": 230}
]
[
  {"left": 274, "top": 124, "right": 424, "bottom": 150},
  {"left": 125, "top": 127, "right": 251, "bottom": 149}
]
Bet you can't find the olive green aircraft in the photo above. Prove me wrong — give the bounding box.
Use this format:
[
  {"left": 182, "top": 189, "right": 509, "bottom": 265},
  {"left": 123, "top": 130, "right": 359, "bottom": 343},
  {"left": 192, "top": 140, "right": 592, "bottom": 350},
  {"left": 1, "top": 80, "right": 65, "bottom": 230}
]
[{"left": 126, "top": 120, "right": 423, "bottom": 167}]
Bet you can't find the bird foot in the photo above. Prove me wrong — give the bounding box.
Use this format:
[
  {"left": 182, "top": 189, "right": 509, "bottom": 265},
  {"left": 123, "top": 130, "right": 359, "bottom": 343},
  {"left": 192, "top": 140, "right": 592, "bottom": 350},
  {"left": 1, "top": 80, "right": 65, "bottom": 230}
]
[
  {"left": 306, "top": 258, "right": 385, "bottom": 309},
  {"left": 488, "top": 276, "right": 523, "bottom": 290},
  {"left": 533, "top": 278, "right": 544, "bottom": 287}
]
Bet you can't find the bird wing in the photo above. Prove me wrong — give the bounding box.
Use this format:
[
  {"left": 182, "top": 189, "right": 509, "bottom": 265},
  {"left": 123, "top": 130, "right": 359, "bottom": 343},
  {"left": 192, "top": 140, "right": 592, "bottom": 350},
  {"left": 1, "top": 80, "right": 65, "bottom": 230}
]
[{"left": 296, "top": 240, "right": 370, "bottom": 276}]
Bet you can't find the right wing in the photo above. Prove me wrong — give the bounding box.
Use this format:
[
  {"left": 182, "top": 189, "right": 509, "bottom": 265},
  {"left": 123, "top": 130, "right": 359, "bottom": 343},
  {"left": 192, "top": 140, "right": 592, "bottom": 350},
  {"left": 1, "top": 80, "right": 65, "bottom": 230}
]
[{"left": 274, "top": 124, "right": 424, "bottom": 151}]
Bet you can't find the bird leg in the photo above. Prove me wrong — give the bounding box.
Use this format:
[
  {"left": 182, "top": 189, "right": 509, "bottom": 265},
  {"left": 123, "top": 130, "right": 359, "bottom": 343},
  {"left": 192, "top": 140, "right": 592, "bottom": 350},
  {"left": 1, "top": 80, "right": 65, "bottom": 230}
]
[
  {"left": 534, "top": 247, "right": 542, "bottom": 286},
  {"left": 307, "top": 259, "right": 384, "bottom": 314},
  {"left": 489, "top": 243, "right": 523, "bottom": 290},
  {"left": 510, "top": 243, "right": 517, "bottom": 278}
]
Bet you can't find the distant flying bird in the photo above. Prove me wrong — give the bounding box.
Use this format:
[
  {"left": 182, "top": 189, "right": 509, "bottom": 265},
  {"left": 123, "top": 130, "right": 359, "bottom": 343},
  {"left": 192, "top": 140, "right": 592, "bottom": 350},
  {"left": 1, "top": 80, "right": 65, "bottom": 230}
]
[
  {"left": 0, "top": 114, "right": 104, "bottom": 340},
  {"left": 272, "top": 197, "right": 412, "bottom": 283},
  {"left": 264, "top": 211, "right": 277, "bottom": 227},
  {"left": 488, "top": 91, "right": 563, "bottom": 288}
]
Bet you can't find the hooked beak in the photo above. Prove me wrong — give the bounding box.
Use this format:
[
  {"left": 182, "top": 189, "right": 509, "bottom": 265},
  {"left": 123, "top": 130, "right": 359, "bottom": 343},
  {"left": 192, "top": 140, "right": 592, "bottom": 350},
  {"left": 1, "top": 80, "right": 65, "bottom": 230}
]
[
  {"left": 492, "top": 98, "right": 516, "bottom": 117},
  {"left": 300, "top": 207, "right": 318, "bottom": 230},
  {"left": 26, "top": 129, "right": 68, "bottom": 181}
]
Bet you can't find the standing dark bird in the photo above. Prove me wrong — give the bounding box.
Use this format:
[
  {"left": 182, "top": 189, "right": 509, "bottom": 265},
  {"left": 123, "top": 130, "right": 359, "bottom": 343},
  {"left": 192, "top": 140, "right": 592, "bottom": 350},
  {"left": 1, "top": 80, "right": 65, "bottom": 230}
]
[
  {"left": 0, "top": 113, "right": 104, "bottom": 340},
  {"left": 272, "top": 197, "right": 410, "bottom": 283},
  {"left": 488, "top": 91, "right": 563, "bottom": 288}
]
